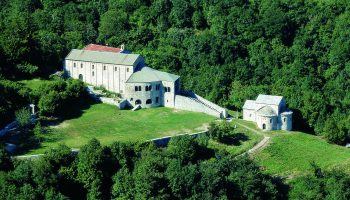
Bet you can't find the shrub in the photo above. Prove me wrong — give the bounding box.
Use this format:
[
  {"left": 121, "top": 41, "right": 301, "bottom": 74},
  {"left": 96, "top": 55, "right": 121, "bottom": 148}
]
[
  {"left": 15, "top": 107, "right": 31, "bottom": 127},
  {"left": 208, "top": 121, "right": 235, "bottom": 142}
]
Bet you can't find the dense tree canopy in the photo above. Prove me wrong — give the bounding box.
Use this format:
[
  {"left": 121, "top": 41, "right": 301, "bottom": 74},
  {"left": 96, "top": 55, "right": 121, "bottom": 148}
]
[{"left": 0, "top": 0, "right": 349, "bottom": 143}]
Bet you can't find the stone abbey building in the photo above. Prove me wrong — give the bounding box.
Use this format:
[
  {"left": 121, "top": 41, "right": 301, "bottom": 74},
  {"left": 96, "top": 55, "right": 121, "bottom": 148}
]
[
  {"left": 243, "top": 95, "right": 293, "bottom": 131},
  {"left": 64, "top": 44, "right": 227, "bottom": 118}
]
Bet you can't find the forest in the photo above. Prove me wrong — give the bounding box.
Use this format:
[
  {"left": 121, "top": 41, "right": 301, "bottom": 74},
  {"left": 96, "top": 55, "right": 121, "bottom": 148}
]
[
  {"left": 0, "top": 0, "right": 350, "bottom": 144},
  {"left": 1, "top": 136, "right": 350, "bottom": 200}
]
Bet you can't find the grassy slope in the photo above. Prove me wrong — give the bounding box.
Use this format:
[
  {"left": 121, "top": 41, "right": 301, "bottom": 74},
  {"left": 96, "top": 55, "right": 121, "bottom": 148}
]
[
  {"left": 27, "top": 104, "right": 215, "bottom": 154},
  {"left": 255, "top": 131, "right": 350, "bottom": 176},
  {"left": 230, "top": 120, "right": 350, "bottom": 176}
]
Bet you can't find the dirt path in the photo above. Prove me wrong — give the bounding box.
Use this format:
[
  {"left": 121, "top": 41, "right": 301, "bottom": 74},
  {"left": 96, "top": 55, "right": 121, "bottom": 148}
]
[{"left": 231, "top": 120, "right": 271, "bottom": 156}]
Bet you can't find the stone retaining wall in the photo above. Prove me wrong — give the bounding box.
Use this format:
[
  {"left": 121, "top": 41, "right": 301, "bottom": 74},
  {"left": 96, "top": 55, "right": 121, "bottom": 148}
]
[
  {"left": 174, "top": 95, "right": 222, "bottom": 118},
  {"left": 150, "top": 130, "right": 209, "bottom": 147}
]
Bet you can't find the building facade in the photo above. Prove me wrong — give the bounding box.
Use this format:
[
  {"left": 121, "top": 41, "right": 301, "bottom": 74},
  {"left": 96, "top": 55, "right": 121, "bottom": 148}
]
[
  {"left": 64, "top": 46, "right": 144, "bottom": 94},
  {"left": 64, "top": 44, "right": 228, "bottom": 118},
  {"left": 243, "top": 94, "right": 293, "bottom": 131}
]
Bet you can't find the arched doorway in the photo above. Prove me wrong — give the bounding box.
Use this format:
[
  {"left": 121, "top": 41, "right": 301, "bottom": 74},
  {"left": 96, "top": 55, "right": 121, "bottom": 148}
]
[
  {"left": 135, "top": 99, "right": 142, "bottom": 105},
  {"left": 78, "top": 74, "right": 83, "bottom": 81},
  {"left": 262, "top": 124, "right": 266, "bottom": 130}
]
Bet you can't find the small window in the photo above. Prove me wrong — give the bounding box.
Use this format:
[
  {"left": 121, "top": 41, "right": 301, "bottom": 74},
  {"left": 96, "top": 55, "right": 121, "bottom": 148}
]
[
  {"left": 149, "top": 85, "right": 152, "bottom": 91},
  {"left": 81, "top": 64, "right": 83, "bottom": 68},
  {"left": 92, "top": 65, "right": 94, "bottom": 69},
  {"left": 74, "top": 63, "right": 76, "bottom": 68},
  {"left": 270, "top": 119, "right": 272, "bottom": 123},
  {"left": 127, "top": 68, "right": 129, "bottom": 72},
  {"left": 156, "top": 97, "right": 159, "bottom": 103},
  {"left": 135, "top": 86, "right": 138, "bottom": 91},
  {"left": 138, "top": 86, "right": 141, "bottom": 91},
  {"left": 115, "top": 67, "right": 117, "bottom": 71},
  {"left": 130, "top": 98, "right": 133, "bottom": 101},
  {"left": 168, "top": 87, "right": 171, "bottom": 92},
  {"left": 165, "top": 87, "right": 168, "bottom": 92},
  {"left": 103, "top": 66, "right": 106, "bottom": 70},
  {"left": 145, "top": 86, "right": 148, "bottom": 91},
  {"left": 92, "top": 71, "right": 95, "bottom": 76},
  {"left": 146, "top": 99, "right": 152, "bottom": 104},
  {"left": 283, "top": 118, "right": 286, "bottom": 122}
]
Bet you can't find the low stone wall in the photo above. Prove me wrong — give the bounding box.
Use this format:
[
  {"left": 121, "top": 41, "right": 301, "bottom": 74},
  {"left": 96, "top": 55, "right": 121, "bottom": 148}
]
[
  {"left": 150, "top": 130, "right": 209, "bottom": 147},
  {"left": 86, "top": 86, "right": 127, "bottom": 108},
  {"left": 174, "top": 95, "right": 221, "bottom": 118}
]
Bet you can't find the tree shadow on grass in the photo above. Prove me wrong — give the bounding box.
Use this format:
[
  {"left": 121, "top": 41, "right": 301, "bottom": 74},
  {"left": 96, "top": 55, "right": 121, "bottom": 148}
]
[
  {"left": 42, "top": 96, "right": 99, "bottom": 127},
  {"left": 220, "top": 133, "right": 250, "bottom": 146}
]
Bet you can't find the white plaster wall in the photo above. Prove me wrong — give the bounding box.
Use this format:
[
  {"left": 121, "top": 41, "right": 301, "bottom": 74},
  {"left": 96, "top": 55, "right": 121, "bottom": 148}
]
[
  {"left": 243, "top": 109, "right": 256, "bottom": 122},
  {"left": 65, "top": 59, "right": 138, "bottom": 95}
]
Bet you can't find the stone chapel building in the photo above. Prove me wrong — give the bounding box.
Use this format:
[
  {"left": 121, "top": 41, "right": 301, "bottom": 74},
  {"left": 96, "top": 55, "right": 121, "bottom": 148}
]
[
  {"left": 64, "top": 44, "right": 228, "bottom": 118},
  {"left": 243, "top": 94, "right": 293, "bottom": 131}
]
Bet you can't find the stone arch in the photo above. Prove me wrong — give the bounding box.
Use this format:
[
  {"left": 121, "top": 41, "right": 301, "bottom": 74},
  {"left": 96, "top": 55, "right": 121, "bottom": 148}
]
[
  {"left": 135, "top": 99, "right": 142, "bottom": 105},
  {"left": 78, "top": 74, "right": 83, "bottom": 81}
]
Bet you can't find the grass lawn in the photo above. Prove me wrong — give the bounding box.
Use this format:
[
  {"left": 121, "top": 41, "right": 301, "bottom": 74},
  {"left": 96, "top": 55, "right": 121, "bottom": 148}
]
[
  {"left": 26, "top": 103, "right": 215, "bottom": 155},
  {"left": 255, "top": 130, "right": 350, "bottom": 177},
  {"left": 208, "top": 122, "right": 264, "bottom": 156},
  {"left": 19, "top": 78, "right": 52, "bottom": 90}
]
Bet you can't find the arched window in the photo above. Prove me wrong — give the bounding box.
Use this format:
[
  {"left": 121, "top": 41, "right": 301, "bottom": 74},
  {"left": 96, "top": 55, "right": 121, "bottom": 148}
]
[
  {"left": 283, "top": 118, "right": 286, "bottom": 122},
  {"left": 92, "top": 65, "right": 94, "bottom": 69},
  {"left": 115, "top": 67, "right": 117, "bottom": 71},
  {"left": 165, "top": 87, "right": 168, "bottom": 92},
  {"left": 270, "top": 119, "right": 272, "bottom": 123},
  {"left": 73, "top": 63, "right": 76, "bottom": 68},
  {"left": 138, "top": 86, "right": 141, "bottom": 91},
  {"left": 168, "top": 87, "right": 171, "bottom": 92},
  {"left": 146, "top": 99, "right": 152, "bottom": 104},
  {"left": 135, "top": 99, "right": 142, "bottom": 105},
  {"left": 135, "top": 86, "right": 138, "bottom": 91},
  {"left": 149, "top": 85, "right": 152, "bottom": 91},
  {"left": 103, "top": 66, "right": 106, "bottom": 70},
  {"left": 78, "top": 74, "right": 83, "bottom": 81},
  {"left": 81, "top": 64, "right": 83, "bottom": 68},
  {"left": 92, "top": 71, "right": 95, "bottom": 76},
  {"left": 145, "top": 86, "right": 148, "bottom": 91}
]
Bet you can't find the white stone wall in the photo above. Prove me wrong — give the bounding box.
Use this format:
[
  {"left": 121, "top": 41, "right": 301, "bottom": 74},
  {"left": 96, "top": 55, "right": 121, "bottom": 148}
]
[
  {"left": 64, "top": 59, "right": 138, "bottom": 94},
  {"left": 162, "top": 81, "right": 176, "bottom": 108},
  {"left": 243, "top": 109, "right": 256, "bottom": 122},
  {"left": 281, "top": 113, "right": 292, "bottom": 131},
  {"left": 256, "top": 115, "right": 277, "bottom": 130},
  {"left": 174, "top": 95, "right": 221, "bottom": 118},
  {"left": 125, "top": 81, "right": 163, "bottom": 108}
]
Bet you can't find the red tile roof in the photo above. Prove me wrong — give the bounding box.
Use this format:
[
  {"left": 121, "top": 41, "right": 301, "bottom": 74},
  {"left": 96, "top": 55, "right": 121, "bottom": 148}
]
[{"left": 83, "top": 44, "right": 123, "bottom": 53}]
